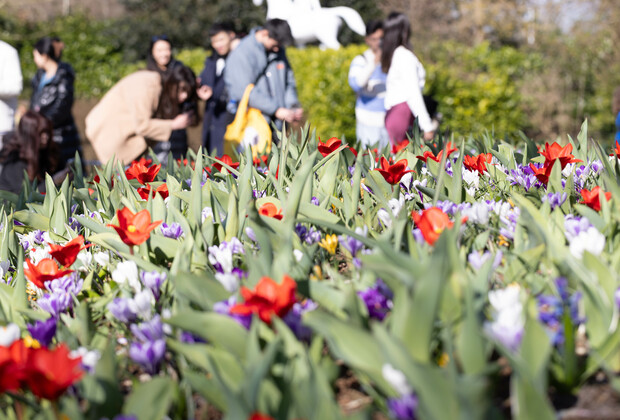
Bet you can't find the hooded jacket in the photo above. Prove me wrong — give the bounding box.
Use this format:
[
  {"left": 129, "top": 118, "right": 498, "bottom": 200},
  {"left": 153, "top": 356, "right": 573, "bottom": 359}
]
[{"left": 224, "top": 28, "right": 299, "bottom": 130}]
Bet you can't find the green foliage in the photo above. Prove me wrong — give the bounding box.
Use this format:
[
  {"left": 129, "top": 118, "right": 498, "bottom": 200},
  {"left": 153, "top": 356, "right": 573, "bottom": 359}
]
[
  {"left": 425, "top": 41, "right": 538, "bottom": 140},
  {"left": 287, "top": 45, "right": 365, "bottom": 142},
  {"left": 10, "top": 14, "right": 135, "bottom": 99}
]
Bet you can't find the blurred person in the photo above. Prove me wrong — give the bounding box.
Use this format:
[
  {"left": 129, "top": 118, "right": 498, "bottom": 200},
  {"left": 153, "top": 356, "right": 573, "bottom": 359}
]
[
  {"left": 381, "top": 12, "right": 435, "bottom": 145},
  {"left": 0, "top": 111, "right": 68, "bottom": 194},
  {"left": 224, "top": 19, "right": 302, "bottom": 144},
  {"left": 30, "top": 36, "right": 81, "bottom": 169},
  {"left": 348, "top": 19, "right": 389, "bottom": 149},
  {"left": 85, "top": 65, "right": 198, "bottom": 165},
  {"left": 0, "top": 40, "right": 23, "bottom": 147},
  {"left": 197, "top": 22, "right": 238, "bottom": 155},
  {"left": 146, "top": 35, "right": 193, "bottom": 161},
  {"left": 51, "top": 36, "right": 65, "bottom": 60},
  {"left": 613, "top": 87, "right": 620, "bottom": 146}
]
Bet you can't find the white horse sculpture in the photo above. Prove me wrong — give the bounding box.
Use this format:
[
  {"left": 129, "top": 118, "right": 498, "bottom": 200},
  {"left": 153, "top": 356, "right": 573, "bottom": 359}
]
[{"left": 253, "top": 0, "right": 366, "bottom": 49}]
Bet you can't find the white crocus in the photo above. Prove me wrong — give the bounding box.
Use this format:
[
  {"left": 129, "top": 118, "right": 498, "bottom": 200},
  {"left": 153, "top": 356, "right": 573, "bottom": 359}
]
[
  {"left": 377, "top": 208, "right": 392, "bottom": 229},
  {"left": 94, "top": 251, "right": 111, "bottom": 268},
  {"left": 462, "top": 169, "right": 480, "bottom": 196},
  {"left": 569, "top": 227, "right": 605, "bottom": 259},
  {"left": 112, "top": 261, "right": 141, "bottom": 292},
  {"left": 132, "top": 289, "right": 155, "bottom": 319},
  {"left": 77, "top": 251, "right": 93, "bottom": 270},
  {"left": 0, "top": 323, "right": 20, "bottom": 347},
  {"left": 388, "top": 195, "right": 405, "bottom": 217},
  {"left": 214, "top": 272, "right": 240, "bottom": 293},
  {"left": 382, "top": 364, "right": 412, "bottom": 396},
  {"left": 484, "top": 285, "right": 524, "bottom": 352},
  {"left": 293, "top": 249, "right": 304, "bottom": 262},
  {"left": 462, "top": 201, "right": 490, "bottom": 225}
]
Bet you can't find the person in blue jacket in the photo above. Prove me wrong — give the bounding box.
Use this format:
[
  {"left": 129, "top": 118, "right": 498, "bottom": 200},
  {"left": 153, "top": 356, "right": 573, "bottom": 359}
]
[
  {"left": 224, "top": 19, "right": 302, "bottom": 143},
  {"left": 348, "top": 20, "right": 389, "bottom": 148},
  {"left": 197, "top": 22, "right": 238, "bottom": 155}
]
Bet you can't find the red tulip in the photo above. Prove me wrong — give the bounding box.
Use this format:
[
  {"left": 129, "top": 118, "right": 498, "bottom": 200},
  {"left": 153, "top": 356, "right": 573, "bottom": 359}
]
[
  {"left": 391, "top": 139, "right": 409, "bottom": 154},
  {"left": 258, "top": 203, "right": 283, "bottom": 220},
  {"left": 580, "top": 186, "right": 611, "bottom": 212},
  {"left": 317, "top": 137, "right": 342, "bottom": 157},
  {"left": 24, "top": 259, "right": 73, "bottom": 290},
  {"left": 108, "top": 207, "right": 162, "bottom": 247},
  {"left": 137, "top": 184, "right": 169, "bottom": 200},
  {"left": 416, "top": 150, "right": 443, "bottom": 163},
  {"left": 249, "top": 414, "right": 275, "bottom": 420},
  {"left": 212, "top": 154, "right": 240, "bottom": 172},
  {"left": 0, "top": 340, "right": 28, "bottom": 393},
  {"left": 539, "top": 142, "right": 581, "bottom": 169},
  {"left": 463, "top": 153, "right": 492, "bottom": 175},
  {"left": 230, "top": 275, "right": 297, "bottom": 324},
  {"left": 611, "top": 143, "right": 620, "bottom": 159},
  {"left": 253, "top": 155, "right": 269, "bottom": 167},
  {"left": 412, "top": 207, "right": 454, "bottom": 246},
  {"left": 375, "top": 157, "right": 413, "bottom": 184},
  {"left": 529, "top": 162, "right": 554, "bottom": 185},
  {"left": 48, "top": 235, "right": 91, "bottom": 267},
  {"left": 125, "top": 160, "right": 161, "bottom": 185},
  {"left": 25, "top": 344, "right": 83, "bottom": 400}
]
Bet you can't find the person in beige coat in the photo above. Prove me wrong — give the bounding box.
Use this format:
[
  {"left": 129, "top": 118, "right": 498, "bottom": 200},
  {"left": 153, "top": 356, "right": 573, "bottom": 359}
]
[{"left": 85, "top": 65, "right": 197, "bottom": 165}]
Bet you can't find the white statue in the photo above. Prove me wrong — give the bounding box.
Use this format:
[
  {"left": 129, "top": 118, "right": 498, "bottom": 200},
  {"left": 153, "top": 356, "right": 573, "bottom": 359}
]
[{"left": 252, "top": 0, "right": 366, "bottom": 49}]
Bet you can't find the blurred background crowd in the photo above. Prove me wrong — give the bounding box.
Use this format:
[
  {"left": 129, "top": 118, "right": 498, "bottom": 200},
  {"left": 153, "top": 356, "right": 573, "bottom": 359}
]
[{"left": 1, "top": 0, "right": 619, "bottom": 151}]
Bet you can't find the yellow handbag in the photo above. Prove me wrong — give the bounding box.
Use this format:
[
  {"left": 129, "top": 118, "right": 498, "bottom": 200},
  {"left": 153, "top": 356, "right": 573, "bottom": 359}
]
[{"left": 224, "top": 83, "right": 272, "bottom": 158}]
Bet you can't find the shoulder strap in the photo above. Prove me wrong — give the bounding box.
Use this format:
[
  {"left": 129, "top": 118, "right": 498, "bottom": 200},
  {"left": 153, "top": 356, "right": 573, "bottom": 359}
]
[{"left": 253, "top": 58, "right": 277, "bottom": 85}]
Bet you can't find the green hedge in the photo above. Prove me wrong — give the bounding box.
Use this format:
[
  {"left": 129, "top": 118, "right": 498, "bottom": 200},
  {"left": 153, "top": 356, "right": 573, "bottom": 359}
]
[{"left": 425, "top": 41, "right": 538, "bottom": 140}]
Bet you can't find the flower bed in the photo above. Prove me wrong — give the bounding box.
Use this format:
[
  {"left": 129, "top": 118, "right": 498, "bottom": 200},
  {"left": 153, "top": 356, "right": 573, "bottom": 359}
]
[{"left": 0, "top": 122, "right": 619, "bottom": 419}]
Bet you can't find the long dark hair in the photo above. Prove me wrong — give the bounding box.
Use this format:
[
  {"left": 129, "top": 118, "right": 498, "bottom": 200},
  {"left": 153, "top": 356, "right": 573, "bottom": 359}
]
[
  {"left": 1, "top": 111, "right": 58, "bottom": 182},
  {"left": 155, "top": 65, "right": 198, "bottom": 125},
  {"left": 34, "top": 37, "right": 59, "bottom": 62},
  {"left": 146, "top": 34, "right": 173, "bottom": 76},
  {"left": 381, "top": 12, "right": 411, "bottom": 73}
]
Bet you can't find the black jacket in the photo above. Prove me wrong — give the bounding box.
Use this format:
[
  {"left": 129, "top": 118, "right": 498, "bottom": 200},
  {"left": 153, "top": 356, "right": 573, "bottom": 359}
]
[
  {"left": 30, "top": 62, "right": 80, "bottom": 167},
  {"left": 199, "top": 53, "right": 230, "bottom": 154}
]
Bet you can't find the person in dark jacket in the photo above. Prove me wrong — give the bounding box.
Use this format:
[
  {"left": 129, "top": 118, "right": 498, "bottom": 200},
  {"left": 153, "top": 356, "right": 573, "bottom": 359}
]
[
  {"left": 197, "top": 22, "right": 237, "bottom": 155},
  {"left": 0, "top": 111, "right": 66, "bottom": 194},
  {"left": 146, "top": 35, "right": 195, "bottom": 161},
  {"left": 30, "top": 37, "right": 81, "bottom": 169}
]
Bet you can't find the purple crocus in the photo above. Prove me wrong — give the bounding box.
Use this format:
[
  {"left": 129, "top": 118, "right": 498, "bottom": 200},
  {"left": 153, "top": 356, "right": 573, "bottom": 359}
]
[
  {"left": 615, "top": 287, "right": 620, "bottom": 309},
  {"left": 140, "top": 270, "right": 167, "bottom": 300},
  {"left": 542, "top": 192, "right": 568, "bottom": 210},
  {"left": 338, "top": 235, "right": 364, "bottom": 257},
  {"left": 27, "top": 317, "right": 57, "bottom": 346},
  {"left": 180, "top": 331, "right": 206, "bottom": 344},
  {"left": 214, "top": 296, "right": 252, "bottom": 330},
  {"left": 387, "top": 393, "right": 418, "bottom": 420},
  {"left": 37, "top": 292, "right": 71, "bottom": 319},
  {"left": 537, "top": 278, "right": 584, "bottom": 347},
  {"left": 160, "top": 222, "right": 184, "bottom": 239},
  {"left": 358, "top": 280, "right": 393, "bottom": 321},
  {"left": 129, "top": 339, "right": 166, "bottom": 374},
  {"left": 311, "top": 196, "right": 320, "bottom": 206},
  {"left": 282, "top": 300, "right": 317, "bottom": 342},
  {"left": 107, "top": 297, "right": 138, "bottom": 323},
  {"left": 564, "top": 215, "right": 593, "bottom": 241},
  {"left": 130, "top": 315, "right": 165, "bottom": 342}
]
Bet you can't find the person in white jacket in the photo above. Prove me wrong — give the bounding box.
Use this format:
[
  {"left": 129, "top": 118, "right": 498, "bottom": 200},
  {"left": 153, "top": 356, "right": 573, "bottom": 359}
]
[
  {"left": 348, "top": 20, "right": 389, "bottom": 148},
  {"left": 0, "top": 40, "right": 23, "bottom": 143},
  {"left": 381, "top": 12, "right": 435, "bottom": 145}
]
